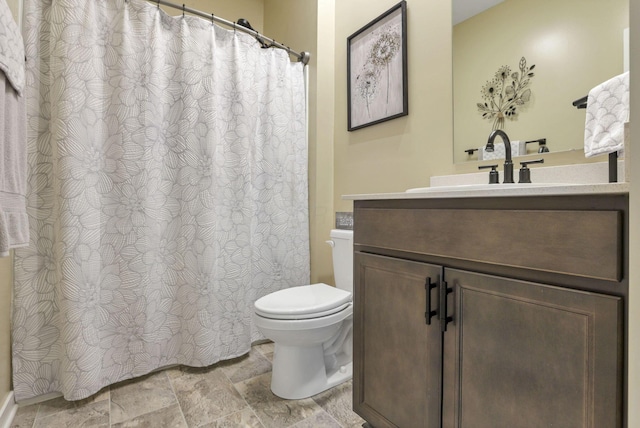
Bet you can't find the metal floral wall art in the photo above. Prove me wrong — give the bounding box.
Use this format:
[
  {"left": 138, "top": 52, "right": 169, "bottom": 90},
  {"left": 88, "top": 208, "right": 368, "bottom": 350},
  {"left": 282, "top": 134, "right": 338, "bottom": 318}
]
[
  {"left": 477, "top": 57, "right": 535, "bottom": 131},
  {"left": 348, "top": 1, "right": 407, "bottom": 131}
]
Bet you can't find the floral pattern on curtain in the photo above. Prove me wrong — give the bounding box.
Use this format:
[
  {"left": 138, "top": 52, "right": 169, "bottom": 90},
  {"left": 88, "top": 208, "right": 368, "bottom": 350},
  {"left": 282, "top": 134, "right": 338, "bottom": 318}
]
[{"left": 13, "top": 0, "right": 309, "bottom": 401}]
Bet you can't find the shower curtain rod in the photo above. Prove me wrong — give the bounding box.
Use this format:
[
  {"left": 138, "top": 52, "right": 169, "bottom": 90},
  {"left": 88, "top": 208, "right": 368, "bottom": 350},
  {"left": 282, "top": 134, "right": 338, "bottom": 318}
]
[{"left": 145, "top": 0, "right": 311, "bottom": 65}]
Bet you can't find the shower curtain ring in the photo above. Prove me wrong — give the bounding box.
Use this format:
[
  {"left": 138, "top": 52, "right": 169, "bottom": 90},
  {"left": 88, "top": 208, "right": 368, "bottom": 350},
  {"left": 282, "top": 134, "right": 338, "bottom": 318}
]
[
  {"left": 211, "top": 13, "right": 214, "bottom": 25},
  {"left": 182, "top": 4, "right": 185, "bottom": 17},
  {"left": 156, "top": 0, "right": 160, "bottom": 8}
]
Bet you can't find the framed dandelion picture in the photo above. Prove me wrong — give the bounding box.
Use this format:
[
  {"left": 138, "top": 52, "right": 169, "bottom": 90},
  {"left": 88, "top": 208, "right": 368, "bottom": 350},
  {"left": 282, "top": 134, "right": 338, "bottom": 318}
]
[{"left": 347, "top": 1, "right": 407, "bottom": 131}]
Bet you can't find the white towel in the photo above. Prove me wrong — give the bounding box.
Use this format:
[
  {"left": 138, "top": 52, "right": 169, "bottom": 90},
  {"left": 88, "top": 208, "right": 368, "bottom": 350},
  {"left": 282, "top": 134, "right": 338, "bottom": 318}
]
[
  {"left": 0, "top": 0, "right": 28, "bottom": 256},
  {"left": 478, "top": 140, "right": 527, "bottom": 161},
  {"left": 0, "top": 0, "right": 25, "bottom": 95},
  {"left": 0, "top": 70, "right": 28, "bottom": 257},
  {"left": 584, "top": 72, "right": 629, "bottom": 158}
]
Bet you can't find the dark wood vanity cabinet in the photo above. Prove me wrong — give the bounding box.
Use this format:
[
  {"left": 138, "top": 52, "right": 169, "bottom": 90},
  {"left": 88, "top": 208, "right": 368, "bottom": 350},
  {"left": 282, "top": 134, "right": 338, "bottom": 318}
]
[
  {"left": 442, "top": 269, "right": 622, "bottom": 428},
  {"left": 352, "top": 194, "right": 627, "bottom": 428},
  {"left": 354, "top": 254, "right": 443, "bottom": 427}
]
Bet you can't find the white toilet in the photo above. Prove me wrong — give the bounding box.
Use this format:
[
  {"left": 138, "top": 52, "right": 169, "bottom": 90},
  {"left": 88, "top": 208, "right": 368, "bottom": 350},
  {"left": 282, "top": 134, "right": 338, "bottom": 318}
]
[{"left": 253, "top": 229, "right": 354, "bottom": 399}]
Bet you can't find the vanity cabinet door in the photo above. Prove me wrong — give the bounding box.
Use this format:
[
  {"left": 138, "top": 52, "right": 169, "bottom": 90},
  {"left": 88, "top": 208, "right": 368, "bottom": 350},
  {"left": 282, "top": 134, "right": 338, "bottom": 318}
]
[
  {"left": 441, "top": 269, "right": 623, "bottom": 428},
  {"left": 353, "top": 253, "right": 443, "bottom": 428}
]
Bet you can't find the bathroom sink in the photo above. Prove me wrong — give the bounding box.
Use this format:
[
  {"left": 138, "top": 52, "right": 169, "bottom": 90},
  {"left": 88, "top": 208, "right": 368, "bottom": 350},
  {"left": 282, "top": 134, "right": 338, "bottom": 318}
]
[{"left": 405, "top": 183, "right": 571, "bottom": 193}]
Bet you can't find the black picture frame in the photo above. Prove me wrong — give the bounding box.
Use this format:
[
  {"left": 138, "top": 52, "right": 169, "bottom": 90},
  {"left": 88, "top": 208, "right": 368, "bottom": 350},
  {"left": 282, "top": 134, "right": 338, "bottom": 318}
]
[{"left": 347, "top": 1, "right": 408, "bottom": 131}]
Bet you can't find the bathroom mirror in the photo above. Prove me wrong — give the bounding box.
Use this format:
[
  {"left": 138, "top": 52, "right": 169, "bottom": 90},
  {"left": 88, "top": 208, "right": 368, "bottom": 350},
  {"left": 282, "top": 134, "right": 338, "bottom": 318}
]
[{"left": 452, "top": 0, "right": 628, "bottom": 163}]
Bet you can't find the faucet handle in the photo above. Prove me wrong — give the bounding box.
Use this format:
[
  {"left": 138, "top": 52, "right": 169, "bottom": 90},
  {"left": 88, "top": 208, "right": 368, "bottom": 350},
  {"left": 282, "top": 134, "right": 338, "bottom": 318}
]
[
  {"left": 520, "top": 158, "right": 545, "bottom": 167},
  {"left": 478, "top": 164, "right": 500, "bottom": 184},
  {"left": 518, "top": 158, "right": 545, "bottom": 183}
]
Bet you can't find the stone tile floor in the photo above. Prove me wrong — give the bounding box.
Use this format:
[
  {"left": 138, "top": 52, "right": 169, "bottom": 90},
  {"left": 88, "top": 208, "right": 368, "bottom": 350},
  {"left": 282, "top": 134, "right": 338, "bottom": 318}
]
[{"left": 10, "top": 342, "right": 365, "bottom": 428}]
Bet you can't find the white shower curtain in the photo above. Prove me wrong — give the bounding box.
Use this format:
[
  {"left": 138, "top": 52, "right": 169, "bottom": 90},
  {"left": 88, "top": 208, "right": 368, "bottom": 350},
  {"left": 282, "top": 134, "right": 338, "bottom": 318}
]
[{"left": 13, "top": 0, "right": 309, "bottom": 401}]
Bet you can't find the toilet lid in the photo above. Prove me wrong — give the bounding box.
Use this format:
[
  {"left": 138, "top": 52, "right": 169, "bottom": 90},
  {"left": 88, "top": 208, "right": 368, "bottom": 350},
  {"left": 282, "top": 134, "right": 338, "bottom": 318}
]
[{"left": 254, "top": 283, "right": 352, "bottom": 320}]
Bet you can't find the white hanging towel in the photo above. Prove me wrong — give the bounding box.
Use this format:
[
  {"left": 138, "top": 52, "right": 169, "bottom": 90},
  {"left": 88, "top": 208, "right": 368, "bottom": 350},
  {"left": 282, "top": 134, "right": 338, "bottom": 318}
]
[
  {"left": 584, "top": 71, "right": 629, "bottom": 158},
  {"left": 0, "top": 0, "right": 28, "bottom": 256}
]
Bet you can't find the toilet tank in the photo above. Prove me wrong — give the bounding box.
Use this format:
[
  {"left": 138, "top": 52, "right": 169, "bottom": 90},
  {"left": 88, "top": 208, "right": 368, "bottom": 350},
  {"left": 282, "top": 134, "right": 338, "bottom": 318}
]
[{"left": 329, "top": 229, "right": 353, "bottom": 293}]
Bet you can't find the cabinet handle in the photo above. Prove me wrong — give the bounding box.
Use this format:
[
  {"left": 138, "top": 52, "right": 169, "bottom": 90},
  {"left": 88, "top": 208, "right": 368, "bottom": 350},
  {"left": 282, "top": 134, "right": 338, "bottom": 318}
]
[
  {"left": 425, "top": 277, "right": 438, "bottom": 325},
  {"left": 439, "top": 280, "right": 454, "bottom": 332}
]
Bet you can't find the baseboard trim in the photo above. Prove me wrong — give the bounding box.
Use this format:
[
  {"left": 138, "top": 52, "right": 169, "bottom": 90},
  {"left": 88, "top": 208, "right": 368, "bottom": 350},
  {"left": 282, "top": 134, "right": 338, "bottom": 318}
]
[
  {"left": 0, "top": 391, "right": 17, "bottom": 428},
  {"left": 14, "top": 391, "right": 61, "bottom": 407}
]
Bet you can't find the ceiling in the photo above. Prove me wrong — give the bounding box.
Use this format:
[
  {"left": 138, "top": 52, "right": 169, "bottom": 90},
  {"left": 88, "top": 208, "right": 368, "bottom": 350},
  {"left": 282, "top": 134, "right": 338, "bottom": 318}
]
[{"left": 452, "top": 0, "right": 504, "bottom": 25}]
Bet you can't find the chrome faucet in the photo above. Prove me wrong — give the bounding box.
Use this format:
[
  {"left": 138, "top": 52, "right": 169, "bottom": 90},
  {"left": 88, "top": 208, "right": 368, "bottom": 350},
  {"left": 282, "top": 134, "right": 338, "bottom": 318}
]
[{"left": 485, "top": 130, "right": 514, "bottom": 183}]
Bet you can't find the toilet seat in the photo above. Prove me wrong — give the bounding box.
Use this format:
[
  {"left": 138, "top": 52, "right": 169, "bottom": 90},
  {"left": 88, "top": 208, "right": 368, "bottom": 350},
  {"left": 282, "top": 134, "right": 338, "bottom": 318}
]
[
  {"left": 254, "top": 303, "right": 352, "bottom": 332},
  {"left": 254, "top": 283, "right": 352, "bottom": 320}
]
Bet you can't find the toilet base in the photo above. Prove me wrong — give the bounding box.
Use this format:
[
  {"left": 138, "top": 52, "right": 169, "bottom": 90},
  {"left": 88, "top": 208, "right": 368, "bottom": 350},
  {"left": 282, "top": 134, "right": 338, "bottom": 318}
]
[{"left": 270, "top": 343, "right": 353, "bottom": 400}]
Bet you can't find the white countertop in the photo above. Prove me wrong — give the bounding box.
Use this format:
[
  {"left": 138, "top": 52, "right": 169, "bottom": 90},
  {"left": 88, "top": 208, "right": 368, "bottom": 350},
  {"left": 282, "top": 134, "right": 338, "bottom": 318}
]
[
  {"left": 343, "top": 182, "right": 629, "bottom": 201},
  {"left": 345, "top": 160, "right": 630, "bottom": 200}
]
